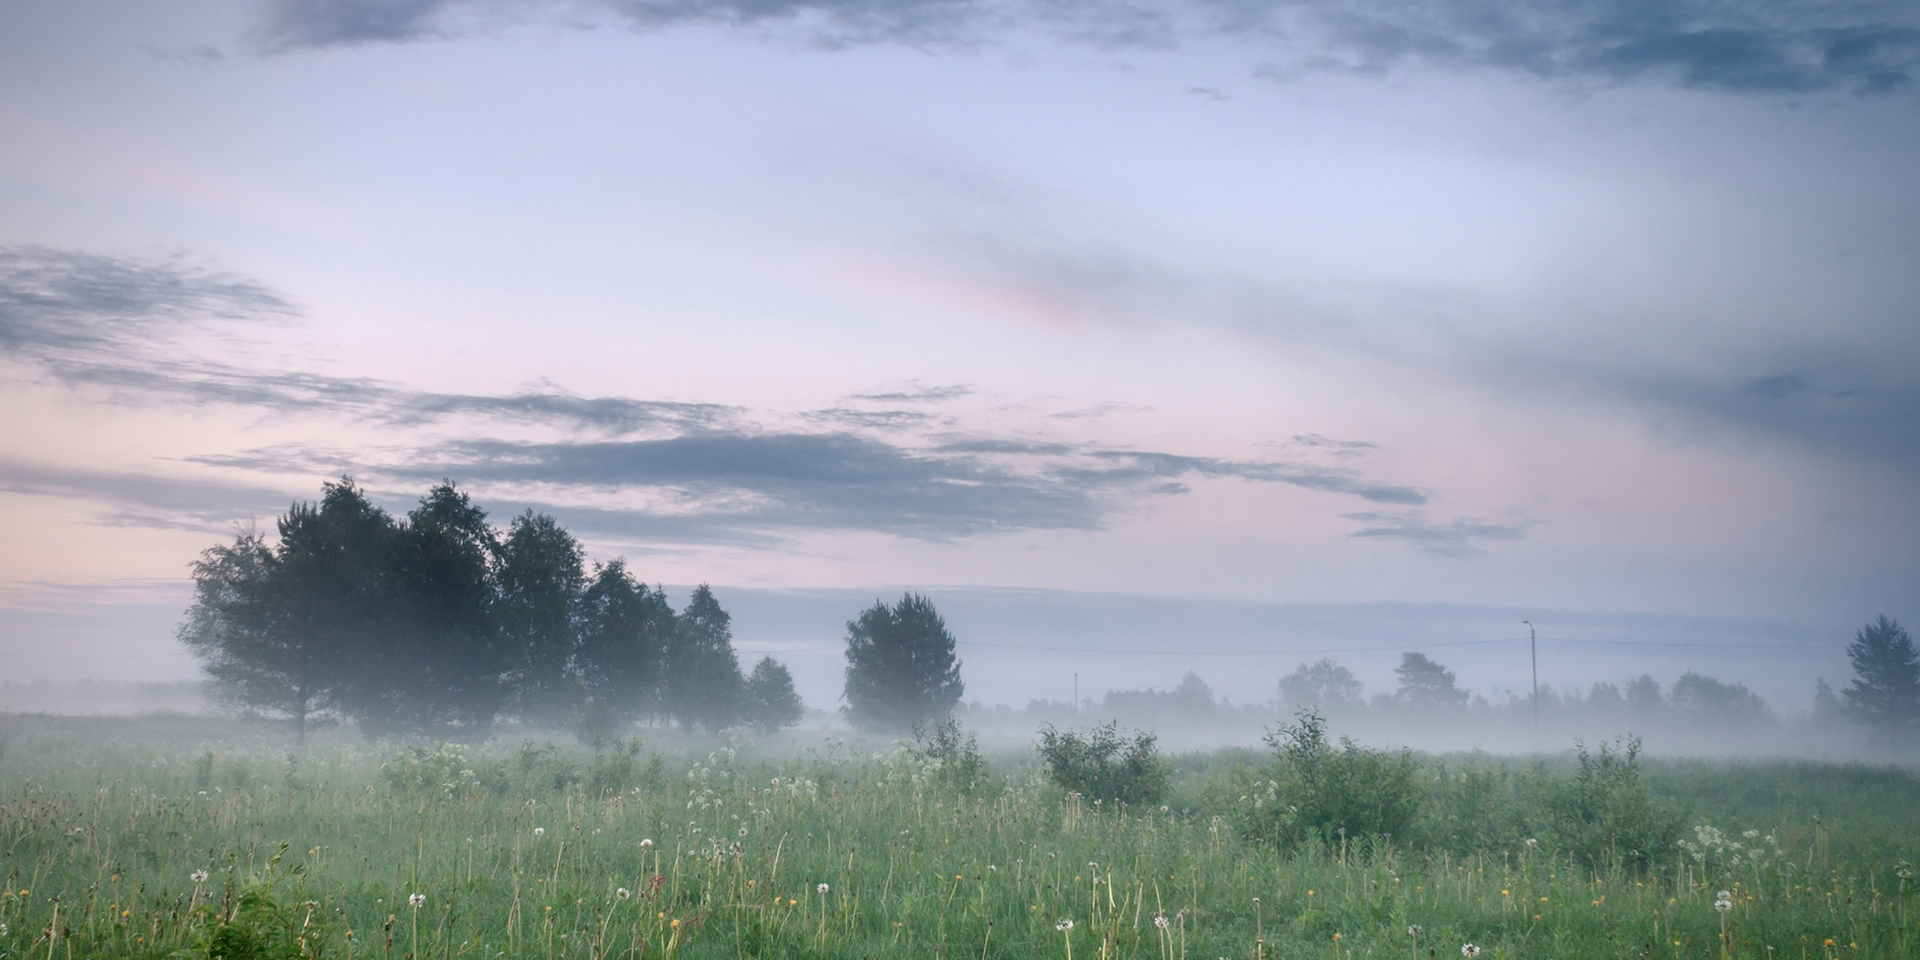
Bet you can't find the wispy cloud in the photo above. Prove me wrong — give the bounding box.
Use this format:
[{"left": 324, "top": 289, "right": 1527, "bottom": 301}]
[
  {"left": 248, "top": 0, "right": 1920, "bottom": 96},
  {"left": 7, "top": 246, "right": 1446, "bottom": 546},
  {"left": 1342, "top": 510, "right": 1532, "bottom": 556}
]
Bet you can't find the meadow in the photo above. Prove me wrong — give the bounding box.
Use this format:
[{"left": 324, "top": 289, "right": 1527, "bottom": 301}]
[{"left": 0, "top": 713, "right": 1916, "bottom": 960}]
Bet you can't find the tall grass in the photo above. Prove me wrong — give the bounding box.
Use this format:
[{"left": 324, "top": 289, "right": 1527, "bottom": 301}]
[{"left": 0, "top": 713, "right": 1914, "bottom": 959}]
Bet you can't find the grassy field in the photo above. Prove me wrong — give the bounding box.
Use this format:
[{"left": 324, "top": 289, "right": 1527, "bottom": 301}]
[{"left": 0, "top": 713, "right": 1915, "bottom": 960}]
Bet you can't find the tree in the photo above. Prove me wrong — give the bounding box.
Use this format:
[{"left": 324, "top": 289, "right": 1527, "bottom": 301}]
[
  {"left": 1393, "top": 652, "right": 1468, "bottom": 709},
  {"left": 842, "top": 593, "right": 964, "bottom": 732},
  {"left": 497, "top": 511, "right": 587, "bottom": 728},
  {"left": 1842, "top": 615, "right": 1920, "bottom": 739},
  {"left": 180, "top": 478, "right": 394, "bottom": 742},
  {"left": 576, "top": 560, "right": 676, "bottom": 738},
  {"left": 1623, "top": 674, "right": 1664, "bottom": 714},
  {"left": 660, "top": 585, "right": 746, "bottom": 732},
  {"left": 1169, "top": 671, "right": 1216, "bottom": 715},
  {"left": 1669, "top": 672, "right": 1772, "bottom": 724},
  {"left": 1279, "top": 659, "right": 1364, "bottom": 710},
  {"left": 365, "top": 482, "right": 506, "bottom": 739},
  {"left": 744, "top": 657, "right": 805, "bottom": 735}
]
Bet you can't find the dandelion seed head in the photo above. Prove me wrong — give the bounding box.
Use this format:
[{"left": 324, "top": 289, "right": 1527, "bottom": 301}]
[
  {"left": 1408, "top": 925, "right": 1422, "bottom": 937},
  {"left": 1462, "top": 944, "right": 1481, "bottom": 958},
  {"left": 408, "top": 894, "right": 426, "bottom": 908},
  {"left": 616, "top": 888, "right": 630, "bottom": 900},
  {"left": 640, "top": 838, "right": 653, "bottom": 848},
  {"left": 534, "top": 827, "right": 545, "bottom": 837},
  {"left": 1154, "top": 915, "right": 1169, "bottom": 930},
  {"left": 190, "top": 870, "right": 209, "bottom": 884},
  {"left": 1056, "top": 919, "right": 1074, "bottom": 932},
  {"left": 817, "top": 883, "right": 829, "bottom": 894}
]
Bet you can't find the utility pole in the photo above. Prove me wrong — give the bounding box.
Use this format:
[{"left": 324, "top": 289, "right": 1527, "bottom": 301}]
[
  {"left": 1073, "top": 673, "right": 1079, "bottom": 713},
  {"left": 1522, "top": 619, "right": 1538, "bottom": 750}
]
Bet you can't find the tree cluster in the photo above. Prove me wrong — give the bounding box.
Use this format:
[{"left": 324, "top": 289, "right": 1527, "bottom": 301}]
[{"left": 180, "top": 478, "right": 803, "bottom": 741}]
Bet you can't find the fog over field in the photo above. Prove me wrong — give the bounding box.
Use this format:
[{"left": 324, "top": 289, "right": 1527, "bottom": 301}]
[{"left": 1, "top": 0, "right": 1916, "bottom": 762}]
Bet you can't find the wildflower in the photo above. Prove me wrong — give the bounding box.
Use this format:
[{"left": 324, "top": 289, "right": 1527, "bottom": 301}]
[
  {"left": 640, "top": 838, "right": 653, "bottom": 848},
  {"left": 1154, "top": 915, "right": 1170, "bottom": 930},
  {"left": 1332, "top": 933, "right": 1342, "bottom": 942},
  {"left": 408, "top": 894, "right": 426, "bottom": 908},
  {"left": 1409, "top": 925, "right": 1422, "bottom": 937},
  {"left": 671, "top": 918, "right": 681, "bottom": 928},
  {"left": 1057, "top": 919, "right": 1075, "bottom": 932},
  {"left": 616, "top": 888, "right": 630, "bottom": 900},
  {"left": 190, "top": 870, "right": 209, "bottom": 884},
  {"left": 1462, "top": 945, "right": 1481, "bottom": 958},
  {"left": 817, "top": 883, "right": 829, "bottom": 894},
  {"left": 1714, "top": 899, "right": 1732, "bottom": 913},
  {"left": 739, "top": 827, "right": 748, "bottom": 837},
  {"left": 534, "top": 827, "right": 545, "bottom": 837},
  {"left": 1525, "top": 838, "right": 1538, "bottom": 849}
]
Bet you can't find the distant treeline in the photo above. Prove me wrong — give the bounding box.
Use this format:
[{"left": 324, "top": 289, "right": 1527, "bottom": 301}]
[
  {"left": 963, "top": 629, "right": 1917, "bottom": 753},
  {"left": 180, "top": 478, "right": 803, "bottom": 741}
]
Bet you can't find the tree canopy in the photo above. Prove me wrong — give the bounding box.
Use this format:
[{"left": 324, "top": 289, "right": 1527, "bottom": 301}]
[
  {"left": 180, "top": 478, "right": 803, "bottom": 740},
  {"left": 842, "top": 593, "right": 964, "bottom": 732},
  {"left": 1843, "top": 615, "right": 1919, "bottom": 740}
]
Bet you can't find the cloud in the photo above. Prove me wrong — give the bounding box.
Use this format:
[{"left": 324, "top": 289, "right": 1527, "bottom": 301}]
[
  {"left": 0, "top": 247, "right": 738, "bottom": 436},
  {"left": 245, "top": 0, "right": 1920, "bottom": 95},
  {"left": 0, "top": 459, "right": 300, "bottom": 533},
  {"left": 844, "top": 382, "right": 973, "bottom": 403},
  {"left": 1341, "top": 510, "right": 1531, "bottom": 556}
]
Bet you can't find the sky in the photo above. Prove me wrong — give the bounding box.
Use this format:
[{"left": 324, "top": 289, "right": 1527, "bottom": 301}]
[{"left": 2, "top": 0, "right": 1917, "bottom": 716}]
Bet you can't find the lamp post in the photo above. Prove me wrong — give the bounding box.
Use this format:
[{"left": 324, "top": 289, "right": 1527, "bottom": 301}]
[{"left": 1521, "top": 619, "right": 1538, "bottom": 749}]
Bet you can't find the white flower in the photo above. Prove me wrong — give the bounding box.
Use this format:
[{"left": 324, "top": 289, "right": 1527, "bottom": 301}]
[
  {"left": 639, "top": 838, "right": 653, "bottom": 848},
  {"left": 817, "top": 883, "right": 830, "bottom": 894},
  {"left": 1056, "top": 919, "right": 1075, "bottom": 932},
  {"left": 1462, "top": 944, "right": 1481, "bottom": 958},
  {"left": 616, "top": 888, "right": 631, "bottom": 900},
  {"left": 534, "top": 827, "right": 545, "bottom": 837},
  {"left": 1154, "top": 915, "right": 1169, "bottom": 930},
  {"left": 408, "top": 893, "right": 426, "bottom": 908}
]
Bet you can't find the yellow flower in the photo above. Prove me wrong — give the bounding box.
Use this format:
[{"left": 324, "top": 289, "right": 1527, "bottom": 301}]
[
  {"left": 671, "top": 919, "right": 681, "bottom": 928},
  {"left": 1331, "top": 933, "right": 1342, "bottom": 942}
]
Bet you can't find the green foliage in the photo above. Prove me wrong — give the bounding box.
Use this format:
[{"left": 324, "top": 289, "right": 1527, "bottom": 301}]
[
  {"left": 841, "top": 593, "right": 964, "bottom": 733},
  {"left": 1393, "top": 652, "right": 1468, "bottom": 709},
  {"left": 3, "top": 714, "right": 1920, "bottom": 960},
  {"left": 1538, "top": 736, "right": 1684, "bottom": 868},
  {"left": 743, "top": 657, "right": 805, "bottom": 735},
  {"left": 182, "top": 480, "right": 761, "bottom": 741},
  {"left": 661, "top": 585, "right": 748, "bottom": 733},
  {"left": 1238, "top": 709, "right": 1424, "bottom": 848},
  {"left": 1035, "top": 720, "right": 1168, "bottom": 806},
  {"left": 1844, "top": 614, "right": 1920, "bottom": 738},
  {"left": 906, "top": 715, "right": 988, "bottom": 794}
]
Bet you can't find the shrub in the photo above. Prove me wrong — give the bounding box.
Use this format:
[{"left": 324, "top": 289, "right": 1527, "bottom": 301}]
[
  {"left": 1539, "top": 736, "right": 1684, "bottom": 869},
  {"left": 908, "top": 715, "right": 989, "bottom": 794},
  {"left": 1239, "top": 709, "right": 1423, "bottom": 849},
  {"left": 1036, "top": 721, "right": 1169, "bottom": 806}
]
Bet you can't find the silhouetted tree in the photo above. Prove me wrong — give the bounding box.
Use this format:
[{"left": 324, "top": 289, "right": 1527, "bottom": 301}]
[
  {"left": 575, "top": 559, "right": 676, "bottom": 738},
  {"left": 1393, "top": 652, "right": 1468, "bottom": 709},
  {"left": 181, "top": 478, "right": 394, "bottom": 742},
  {"left": 1670, "top": 672, "right": 1772, "bottom": 724},
  {"left": 1842, "top": 615, "right": 1920, "bottom": 740},
  {"left": 497, "top": 511, "right": 587, "bottom": 727},
  {"left": 1623, "top": 674, "right": 1664, "bottom": 714},
  {"left": 357, "top": 483, "right": 505, "bottom": 737},
  {"left": 1279, "top": 659, "right": 1364, "bottom": 709},
  {"left": 660, "top": 585, "right": 746, "bottom": 732},
  {"left": 744, "top": 657, "right": 805, "bottom": 735},
  {"left": 842, "top": 593, "right": 964, "bottom": 732}
]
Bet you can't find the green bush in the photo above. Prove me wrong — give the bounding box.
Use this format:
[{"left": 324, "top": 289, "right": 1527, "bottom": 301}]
[
  {"left": 1538, "top": 736, "right": 1684, "bottom": 868},
  {"left": 1238, "top": 709, "right": 1423, "bottom": 849},
  {"left": 1036, "top": 720, "right": 1169, "bottom": 806},
  {"left": 907, "top": 715, "right": 989, "bottom": 794}
]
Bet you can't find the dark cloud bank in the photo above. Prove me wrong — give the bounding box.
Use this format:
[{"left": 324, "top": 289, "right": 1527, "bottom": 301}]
[
  {"left": 252, "top": 0, "right": 1920, "bottom": 95},
  {"left": 1, "top": 247, "right": 1466, "bottom": 548}
]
